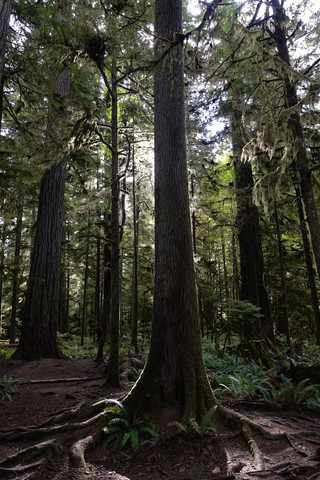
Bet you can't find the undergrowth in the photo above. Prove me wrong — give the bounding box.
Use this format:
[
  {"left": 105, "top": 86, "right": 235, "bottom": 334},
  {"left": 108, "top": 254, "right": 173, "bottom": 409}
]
[
  {"left": 202, "top": 339, "right": 320, "bottom": 409},
  {"left": 59, "top": 334, "right": 99, "bottom": 358},
  {"left": 0, "top": 375, "right": 22, "bottom": 401}
]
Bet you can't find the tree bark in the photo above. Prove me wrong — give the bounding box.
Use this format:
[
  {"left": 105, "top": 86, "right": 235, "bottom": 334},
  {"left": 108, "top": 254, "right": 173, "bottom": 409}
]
[
  {"left": 230, "top": 101, "right": 274, "bottom": 341},
  {"left": 13, "top": 158, "right": 66, "bottom": 359},
  {"left": 96, "top": 213, "right": 111, "bottom": 363},
  {"left": 296, "top": 187, "right": 320, "bottom": 345},
  {"left": 273, "top": 200, "right": 291, "bottom": 348},
  {"left": 106, "top": 60, "right": 120, "bottom": 386},
  {"left": 125, "top": 0, "right": 214, "bottom": 421},
  {"left": 0, "top": 0, "right": 12, "bottom": 132},
  {"left": 0, "top": 220, "right": 6, "bottom": 337},
  {"left": 271, "top": 0, "right": 320, "bottom": 282},
  {"left": 9, "top": 204, "right": 23, "bottom": 344},
  {"left": 131, "top": 145, "right": 139, "bottom": 353}
]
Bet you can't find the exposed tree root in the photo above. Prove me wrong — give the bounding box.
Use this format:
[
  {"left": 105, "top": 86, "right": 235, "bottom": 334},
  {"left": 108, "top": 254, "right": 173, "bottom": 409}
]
[
  {"left": 0, "top": 460, "right": 46, "bottom": 473},
  {"left": 240, "top": 421, "right": 265, "bottom": 470},
  {"left": 0, "top": 438, "right": 59, "bottom": 466},
  {"left": 69, "top": 435, "right": 94, "bottom": 467},
  {"left": 1, "top": 396, "right": 320, "bottom": 479}
]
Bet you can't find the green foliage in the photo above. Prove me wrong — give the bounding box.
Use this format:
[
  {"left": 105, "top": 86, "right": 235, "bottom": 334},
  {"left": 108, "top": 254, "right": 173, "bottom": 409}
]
[
  {"left": 0, "top": 375, "right": 22, "bottom": 401},
  {"left": 202, "top": 341, "right": 320, "bottom": 409},
  {"left": 0, "top": 347, "right": 15, "bottom": 359},
  {"left": 170, "top": 408, "right": 217, "bottom": 437},
  {"left": 258, "top": 375, "right": 320, "bottom": 409},
  {"left": 59, "top": 334, "right": 99, "bottom": 359},
  {"left": 103, "top": 400, "right": 160, "bottom": 451}
]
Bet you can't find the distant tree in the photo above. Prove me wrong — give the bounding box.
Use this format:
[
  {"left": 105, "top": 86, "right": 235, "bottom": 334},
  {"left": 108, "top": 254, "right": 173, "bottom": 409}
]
[{"left": 230, "top": 92, "right": 274, "bottom": 341}]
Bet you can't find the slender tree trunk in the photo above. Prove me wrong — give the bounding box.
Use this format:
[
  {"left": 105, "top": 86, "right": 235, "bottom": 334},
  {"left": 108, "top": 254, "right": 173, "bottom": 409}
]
[
  {"left": 296, "top": 187, "right": 320, "bottom": 345},
  {"left": 96, "top": 212, "right": 111, "bottom": 361},
  {"left": 231, "top": 231, "right": 240, "bottom": 300},
  {"left": 0, "top": 220, "right": 6, "bottom": 336},
  {"left": 9, "top": 204, "right": 23, "bottom": 344},
  {"left": 131, "top": 145, "right": 139, "bottom": 353},
  {"left": 221, "top": 233, "right": 230, "bottom": 306},
  {"left": 0, "top": 0, "right": 12, "bottom": 131},
  {"left": 271, "top": 0, "right": 320, "bottom": 281},
  {"left": 125, "top": 0, "right": 214, "bottom": 421},
  {"left": 59, "top": 225, "right": 68, "bottom": 333},
  {"left": 81, "top": 218, "right": 90, "bottom": 346},
  {"left": 273, "top": 200, "right": 291, "bottom": 349},
  {"left": 106, "top": 61, "right": 120, "bottom": 386},
  {"left": 94, "top": 235, "right": 101, "bottom": 343},
  {"left": 13, "top": 158, "right": 66, "bottom": 359}
]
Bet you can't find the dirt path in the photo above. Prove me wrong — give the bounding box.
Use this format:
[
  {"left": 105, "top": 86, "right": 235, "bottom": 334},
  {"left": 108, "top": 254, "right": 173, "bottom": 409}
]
[{"left": 0, "top": 358, "right": 320, "bottom": 480}]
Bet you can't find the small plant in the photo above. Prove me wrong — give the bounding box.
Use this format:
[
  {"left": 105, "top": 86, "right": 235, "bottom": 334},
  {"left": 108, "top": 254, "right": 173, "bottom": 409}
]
[
  {"left": 170, "top": 408, "right": 217, "bottom": 437},
  {"left": 258, "top": 375, "right": 320, "bottom": 409},
  {"left": 103, "top": 400, "right": 160, "bottom": 451},
  {"left": 59, "top": 334, "right": 99, "bottom": 359},
  {"left": 0, "top": 375, "right": 22, "bottom": 401}
]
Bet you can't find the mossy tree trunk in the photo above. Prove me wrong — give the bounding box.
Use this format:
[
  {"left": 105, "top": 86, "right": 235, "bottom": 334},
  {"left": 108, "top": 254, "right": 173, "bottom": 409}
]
[
  {"left": 125, "top": 0, "right": 214, "bottom": 421},
  {"left": 0, "top": 0, "right": 12, "bottom": 131},
  {"left": 271, "top": 0, "right": 320, "bottom": 282},
  {"left": 230, "top": 98, "right": 274, "bottom": 341}
]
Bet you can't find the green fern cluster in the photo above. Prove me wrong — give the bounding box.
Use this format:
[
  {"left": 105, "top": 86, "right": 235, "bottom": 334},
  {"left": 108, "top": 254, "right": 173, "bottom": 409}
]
[
  {"left": 103, "top": 400, "right": 160, "bottom": 451},
  {"left": 202, "top": 344, "right": 320, "bottom": 409},
  {"left": 258, "top": 375, "right": 320, "bottom": 408},
  {"left": 0, "top": 375, "right": 22, "bottom": 401}
]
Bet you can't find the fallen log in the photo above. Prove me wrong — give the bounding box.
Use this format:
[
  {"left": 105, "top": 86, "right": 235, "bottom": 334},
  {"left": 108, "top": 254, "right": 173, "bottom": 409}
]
[{"left": 26, "top": 375, "right": 105, "bottom": 384}]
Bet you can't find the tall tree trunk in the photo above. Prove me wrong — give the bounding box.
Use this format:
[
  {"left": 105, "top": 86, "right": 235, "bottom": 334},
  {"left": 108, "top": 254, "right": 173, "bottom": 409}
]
[
  {"left": 59, "top": 225, "right": 68, "bottom": 333},
  {"left": 106, "top": 61, "right": 120, "bottom": 386},
  {"left": 271, "top": 0, "right": 320, "bottom": 282},
  {"left": 81, "top": 217, "right": 90, "bottom": 346},
  {"left": 96, "top": 213, "right": 111, "bottom": 363},
  {"left": 230, "top": 102, "right": 274, "bottom": 341},
  {"left": 273, "top": 200, "right": 291, "bottom": 349},
  {"left": 125, "top": 0, "right": 214, "bottom": 421},
  {"left": 131, "top": 145, "right": 139, "bottom": 353},
  {"left": 0, "top": 0, "right": 12, "bottom": 131},
  {"left": 296, "top": 187, "right": 320, "bottom": 345},
  {"left": 0, "top": 220, "right": 6, "bottom": 337},
  {"left": 94, "top": 235, "right": 101, "bottom": 344},
  {"left": 9, "top": 204, "right": 23, "bottom": 344},
  {"left": 13, "top": 158, "right": 66, "bottom": 359}
]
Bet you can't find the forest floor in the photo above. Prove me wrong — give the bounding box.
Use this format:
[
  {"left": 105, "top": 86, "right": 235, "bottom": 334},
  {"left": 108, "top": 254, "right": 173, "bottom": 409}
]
[{"left": 0, "top": 358, "right": 320, "bottom": 480}]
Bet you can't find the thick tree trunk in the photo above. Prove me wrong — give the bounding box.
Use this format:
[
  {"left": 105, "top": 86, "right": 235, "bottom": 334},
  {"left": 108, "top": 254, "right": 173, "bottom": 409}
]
[
  {"left": 13, "top": 159, "right": 66, "bottom": 360},
  {"left": 125, "top": 0, "right": 214, "bottom": 421},
  {"left": 272, "top": 0, "right": 320, "bottom": 282},
  {"left": 231, "top": 104, "right": 274, "bottom": 341}
]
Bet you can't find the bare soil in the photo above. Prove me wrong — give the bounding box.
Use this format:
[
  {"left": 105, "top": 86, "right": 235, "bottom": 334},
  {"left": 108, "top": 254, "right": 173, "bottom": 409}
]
[{"left": 0, "top": 358, "right": 320, "bottom": 480}]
